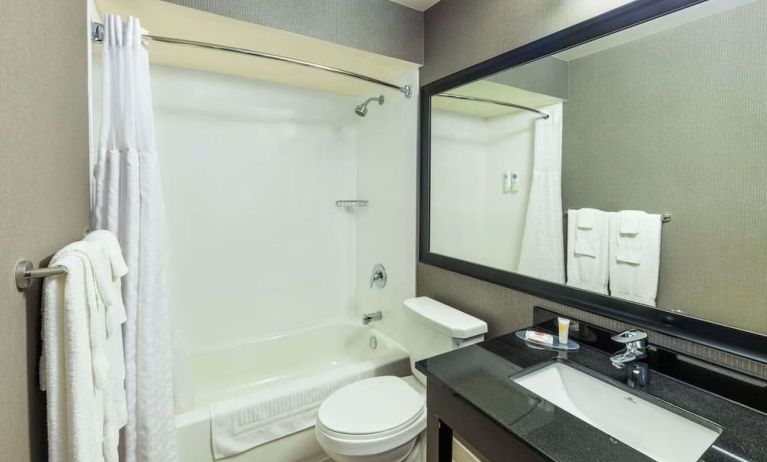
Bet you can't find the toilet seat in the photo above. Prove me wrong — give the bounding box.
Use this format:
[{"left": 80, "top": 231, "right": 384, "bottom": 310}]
[{"left": 315, "top": 376, "right": 426, "bottom": 457}]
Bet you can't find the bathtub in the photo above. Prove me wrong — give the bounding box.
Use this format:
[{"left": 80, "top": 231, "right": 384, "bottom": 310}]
[{"left": 175, "top": 323, "right": 410, "bottom": 462}]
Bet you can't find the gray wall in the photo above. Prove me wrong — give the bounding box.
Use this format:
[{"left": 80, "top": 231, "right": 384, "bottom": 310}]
[
  {"left": 161, "top": 0, "right": 424, "bottom": 64},
  {"left": 488, "top": 57, "right": 569, "bottom": 100},
  {"left": 422, "top": 0, "right": 632, "bottom": 84},
  {"left": 0, "top": 0, "right": 91, "bottom": 460},
  {"left": 563, "top": 1, "right": 767, "bottom": 334}
]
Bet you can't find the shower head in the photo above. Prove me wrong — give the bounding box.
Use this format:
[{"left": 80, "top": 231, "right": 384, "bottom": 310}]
[{"left": 354, "top": 95, "right": 385, "bottom": 117}]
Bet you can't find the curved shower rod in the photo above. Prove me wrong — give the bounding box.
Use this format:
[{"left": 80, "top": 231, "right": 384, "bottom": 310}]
[
  {"left": 436, "top": 93, "right": 549, "bottom": 119},
  {"left": 91, "top": 22, "right": 412, "bottom": 98}
]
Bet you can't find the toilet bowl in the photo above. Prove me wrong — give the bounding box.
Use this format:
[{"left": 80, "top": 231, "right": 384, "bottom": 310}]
[
  {"left": 315, "top": 297, "right": 487, "bottom": 461},
  {"left": 316, "top": 376, "right": 425, "bottom": 462}
]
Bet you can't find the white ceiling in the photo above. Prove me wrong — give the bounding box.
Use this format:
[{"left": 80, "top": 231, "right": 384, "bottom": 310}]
[{"left": 389, "top": 0, "right": 442, "bottom": 11}]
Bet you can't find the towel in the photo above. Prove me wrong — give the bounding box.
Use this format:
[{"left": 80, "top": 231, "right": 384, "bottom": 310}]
[
  {"left": 210, "top": 362, "right": 377, "bottom": 459},
  {"left": 566, "top": 209, "right": 610, "bottom": 294},
  {"left": 615, "top": 210, "right": 644, "bottom": 264},
  {"left": 609, "top": 212, "right": 662, "bottom": 306},
  {"left": 41, "top": 252, "right": 104, "bottom": 462},
  {"left": 41, "top": 233, "right": 129, "bottom": 462}
]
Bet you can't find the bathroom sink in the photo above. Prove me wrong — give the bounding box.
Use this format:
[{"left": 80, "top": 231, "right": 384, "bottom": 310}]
[{"left": 513, "top": 362, "right": 720, "bottom": 462}]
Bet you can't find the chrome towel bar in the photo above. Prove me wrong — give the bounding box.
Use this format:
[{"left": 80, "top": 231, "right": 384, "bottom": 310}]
[{"left": 15, "top": 260, "right": 67, "bottom": 290}]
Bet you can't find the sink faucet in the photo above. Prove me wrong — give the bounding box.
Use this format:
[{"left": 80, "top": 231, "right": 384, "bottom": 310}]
[
  {"left": 362, "top": 311, "right": 382, "bottom": 325},
  {"left": 610, "top": 329, "right": 651, "bottom": 386}
]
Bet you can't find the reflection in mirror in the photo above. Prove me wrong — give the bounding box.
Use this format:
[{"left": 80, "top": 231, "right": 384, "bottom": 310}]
[{"left": 428, "top": 0, "right": 767, "bottom": 334}]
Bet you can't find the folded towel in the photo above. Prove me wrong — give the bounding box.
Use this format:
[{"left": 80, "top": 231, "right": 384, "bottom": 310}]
[
  {"left": 576, "top": 208, "right": 596, "bottom": 230},
  {"left": 619, "top": 210, "right": 643, "bottom": 235},
  {"left": 609, "top": 212, "right": 662, "bottom": 306},
  {"left": 566, "top": 208, "right": 609, "bottom": 294},
  {"left": 210, "top": 363, "right": 377, "bottom": 459}
]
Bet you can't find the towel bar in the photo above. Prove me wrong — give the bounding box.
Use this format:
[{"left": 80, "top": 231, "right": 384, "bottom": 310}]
[
  {"left": 564, "top": 211, "right": 671, "bottom": 223},
  {"left": 15, "top": 260, "right": 67, "bottom": 290}
]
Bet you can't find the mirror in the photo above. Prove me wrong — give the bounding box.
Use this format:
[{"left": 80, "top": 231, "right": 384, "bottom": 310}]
[{"left": 426, "top": 0, "right": 767, "bottom": 336}]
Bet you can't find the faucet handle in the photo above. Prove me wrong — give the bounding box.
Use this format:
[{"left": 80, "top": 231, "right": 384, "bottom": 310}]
[{"left": 611, "top": 329, "right": 648, "bottom": 344}]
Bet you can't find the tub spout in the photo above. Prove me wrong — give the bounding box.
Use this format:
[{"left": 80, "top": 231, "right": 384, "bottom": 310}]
[{"left": 362, "top": 311, "right": 382, "bottom": 325}]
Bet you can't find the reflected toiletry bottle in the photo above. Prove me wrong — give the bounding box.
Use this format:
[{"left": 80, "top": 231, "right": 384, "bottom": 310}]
[{"left": 558, "top": 317, "right": 570, "bottom": 345}]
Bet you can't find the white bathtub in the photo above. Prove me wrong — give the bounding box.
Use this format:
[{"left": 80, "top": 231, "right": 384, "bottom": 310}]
[{"left": 175, "top": 323, "right": 410, "bottom": 462}]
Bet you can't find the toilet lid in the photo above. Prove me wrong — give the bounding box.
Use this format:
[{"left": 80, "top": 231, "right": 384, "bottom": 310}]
[{"left": 318, "top": 376, "right": 425, "bottom": 436}]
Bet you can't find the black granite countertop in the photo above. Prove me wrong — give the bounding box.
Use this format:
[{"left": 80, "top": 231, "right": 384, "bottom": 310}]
[{"left": 416, "top": 322, "right": 767, "bottom": 462}]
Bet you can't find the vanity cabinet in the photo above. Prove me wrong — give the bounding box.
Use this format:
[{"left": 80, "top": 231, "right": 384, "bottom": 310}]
[{"left": 426, "top": 381, "right": 546, "bottom": 462}]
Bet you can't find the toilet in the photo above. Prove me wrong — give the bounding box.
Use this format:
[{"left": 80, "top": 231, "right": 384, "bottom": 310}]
[{"left": 315, "top": 297, "right": 487, "bottom": 462}]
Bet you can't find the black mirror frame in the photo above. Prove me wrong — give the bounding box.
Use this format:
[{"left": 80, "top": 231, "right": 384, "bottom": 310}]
[{"left": 419, "top": 0, "right": 767, "bottom": 365}]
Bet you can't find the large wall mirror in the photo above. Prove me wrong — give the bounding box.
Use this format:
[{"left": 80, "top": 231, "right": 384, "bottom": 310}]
[{"left": 420, "top": 0, "right": 767, "bottom": 359}]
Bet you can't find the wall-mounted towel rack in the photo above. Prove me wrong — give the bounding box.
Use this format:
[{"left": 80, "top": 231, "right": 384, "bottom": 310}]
[
  {"left": 15, "top": 260, "right": 67, "bottom": 290},
  {"left": 336, "top": 200, "right": 368, "bottom": 208},
  {"left": 564, "top": 211, "right": 671, "bottom": 223}
]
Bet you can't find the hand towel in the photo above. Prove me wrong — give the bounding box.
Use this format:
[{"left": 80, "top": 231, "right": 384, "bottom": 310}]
[
  {"left": 566, "top": 208, "right": 610, "bottom": 294},
  {"left": 209, "top": 363, "right": 377, "bottom": 459},
  {"left": 615, "top": 210, "right": 644, "bottom": 264},
  {"left": 609, "top": 212, "right": 662, "bottom": 306}
]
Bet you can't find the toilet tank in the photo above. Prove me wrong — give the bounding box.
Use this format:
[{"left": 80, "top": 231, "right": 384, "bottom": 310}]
[{"left": 403, "top": 297, "right": 487, "bottom": 384}]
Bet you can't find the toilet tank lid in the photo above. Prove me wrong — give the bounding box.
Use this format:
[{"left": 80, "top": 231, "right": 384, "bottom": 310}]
[{"left": 403, "top": 297, "right": 487, "bottom": 339}]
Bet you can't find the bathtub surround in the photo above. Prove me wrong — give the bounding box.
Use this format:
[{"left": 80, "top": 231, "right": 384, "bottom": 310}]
[
  {"left": 92, "top": 16, "right": 178, "bottom": 462},
  {"left": 0, "top": 0, "right": 90, "bottom": 460},
  {"left": 146, "top": 66, "right": 360, "bottom": 351},
  {"left": 160, "top": 0, "right": 425, "bottom": 64},
  {"left": 429, "top": 109, "right": 536, "bottom": 272},
  {"left": 354, "top": 71, "right": 419, "bottom": 349}
]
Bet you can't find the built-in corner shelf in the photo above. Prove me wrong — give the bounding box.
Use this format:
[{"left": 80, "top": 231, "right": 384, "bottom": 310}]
[{"left": 335, "top": 200, "right": 368, "bottom": 208}]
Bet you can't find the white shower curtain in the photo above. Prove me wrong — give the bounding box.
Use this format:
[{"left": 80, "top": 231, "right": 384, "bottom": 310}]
[
  {"left": 517, "top": 103, "right": 565, "bottom": 283},
  {"left": 93, "top": 15, "right": 178, "bottom": 462}
]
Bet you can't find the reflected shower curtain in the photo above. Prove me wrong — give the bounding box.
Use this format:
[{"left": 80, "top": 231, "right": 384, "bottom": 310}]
[
  {"left": 517, "top": 103, "right": 565, "bottom": 283},
  {"left": 93, "top": 15, "right": 178, "bottom": 462}
]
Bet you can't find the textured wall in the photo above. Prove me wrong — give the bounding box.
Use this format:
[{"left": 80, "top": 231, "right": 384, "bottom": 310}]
[
  {"left": 422, "top": 0, "right": 632, "bottom": 83},
  {"left": 0, "top": 0, "right": 91, "bottom": 460},
  {"left": 563, "top": 1, "right": 767, "bottom": 334},
  {"left": 161, "top": 0, "right": 424, "bottom": 64}
]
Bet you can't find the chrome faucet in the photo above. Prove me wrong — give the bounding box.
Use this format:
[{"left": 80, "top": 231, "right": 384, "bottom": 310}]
[
  {"left": 369, "top": 264, "right": 387, "bottom": 288},
  {"left": 610, "top": 329, "right": 651, "bottom": 386},
  {"left": 362, "top": 311, "right": 382, "bottom": 325}
]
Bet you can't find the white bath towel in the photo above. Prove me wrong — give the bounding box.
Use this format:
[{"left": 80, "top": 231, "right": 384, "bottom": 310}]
[
  {"left": 42, "top": 251, "right": 104, "bottom": 462},
  {"left": 85, "top": 231, "right": 130, "bottom": 461},
  {"left": 41, "top": 234, "right": 129, "bottom": 462},
  {"left": 566, "top": 208, "right": 610, "bottom": 294},
  {"left": 209, "top": 362, "right": 377, "bottom": 459},
  {"left": 609, "top": 212, "right": 662, "bottom": 306}
]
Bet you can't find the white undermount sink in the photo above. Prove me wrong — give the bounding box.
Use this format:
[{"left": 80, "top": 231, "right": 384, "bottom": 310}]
[{"left": 513, "top": 362, "right": 720, "bottom": 462}]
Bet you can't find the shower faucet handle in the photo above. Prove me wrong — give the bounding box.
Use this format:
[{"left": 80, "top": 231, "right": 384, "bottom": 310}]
[{"left": 369, "top": 264, "right": 387, "bottom": 288}]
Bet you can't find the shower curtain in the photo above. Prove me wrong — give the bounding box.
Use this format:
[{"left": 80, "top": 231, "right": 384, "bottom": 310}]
[
  {"left": 93, "top": 15, "right": 178, "bottom": 462},
  {"left": 517, "top": 103, "right": 565, "bottom": 283}
]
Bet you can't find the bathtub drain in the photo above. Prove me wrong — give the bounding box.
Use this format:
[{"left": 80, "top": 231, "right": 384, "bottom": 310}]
[{"left": 369, "top": 335, "right": 378, "bottom": 350}]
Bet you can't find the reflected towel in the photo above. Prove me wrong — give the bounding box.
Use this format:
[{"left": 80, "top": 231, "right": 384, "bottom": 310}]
[
  {"left": 609, "top": 212, "right": 662, "bottom": 306},
  {"left": 209, "top": 362, "right": 377, "bottom": 459},
  {"left": 566, "top": 208, "right": 609, "bottom": 294}
]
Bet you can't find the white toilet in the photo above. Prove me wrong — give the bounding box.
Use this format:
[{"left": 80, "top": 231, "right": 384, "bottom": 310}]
[{"left": 315, "top": 297, "right": 487, "bottom": 462}]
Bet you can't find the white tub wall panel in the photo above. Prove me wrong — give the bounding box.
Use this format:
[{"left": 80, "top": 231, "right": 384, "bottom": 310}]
[
  {"left": 354, "top": 70, "right": 419, "bottom": 349},
  {"left": 149, "top": 65, "right": 361, "bottom": 352}
]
